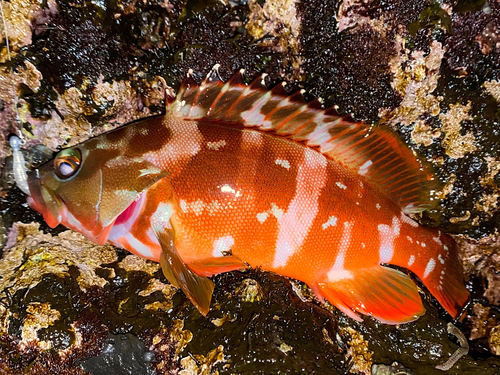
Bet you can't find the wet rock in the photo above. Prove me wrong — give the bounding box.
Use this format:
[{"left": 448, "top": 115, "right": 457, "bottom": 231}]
[
  {"left": 80, "top": 333, "right": 156, "bottom": 375},
  {"left": 372, "top": 361, "right": 413, "bottom": 375}
]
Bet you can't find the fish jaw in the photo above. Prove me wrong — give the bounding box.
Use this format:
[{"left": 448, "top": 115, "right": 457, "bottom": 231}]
[
  {"left": 26, "top": 169, "right": 62, "bottom": 228},
  {"left": 26, "top": 166, "right": 115, "bottom": 245}
]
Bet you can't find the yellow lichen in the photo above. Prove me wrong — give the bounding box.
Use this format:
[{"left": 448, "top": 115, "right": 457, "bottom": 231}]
[
  {"left": 211, "top": 313, "right": 237, "bottom": 327},
  {"left": 246, "top": 0, "right": 301, "bottom": 51},
  {"left": 138, "top": 278, "right": 176, "bottom": 298},
  {"left": 0, "top": 223, "right": 117, "bottom": 315},
  {"left": 246, "top": 0, "right": 302, "bottom": 79},
  {"left": 118, "top": 254, "right": 160, "bottom": 275},
  {"left": 484, "top": 80, "right": 500, "bottom": 102},
  {"left": 144, "top": 301, "right": 173, "bottom": 312},
  {"left": 21, "top": 302, "right": 61, "bottom": 350},
  {"left": 153, "top": 319, "right": 193, "bottom": 360},
  {"left": 322, "top": 327, "right": 334, "bottom": 345},
  {"left": 0, "top": 0, "right": 56, "bottom": 62},
  {"left": 489, "top": 325, "right": 500, "bottom": 356},
  {"left": 439, "top": 102, "right": 476, "bottom": 159},
  {"left": 480, "top": 157, "right": 500, "bottom": 187},
  {"left": 16, "top": 61, "right": 42, "bottom": 92},
  {"left": 336, "top": 0, "right": 389, "bottom": 36},
  {"left": 474, "top": 157, "right": 500, "bottom": 216},
  {"left": 475, "top": 193, "right": 499, "bottom": 215},
  {"left": 340, "top": 326, "right": 373, "bottom": 374},
  {"left": 437, "top": 174, "right": 456, "bottom": 200},
  {"left": 279, "top": 342, "right": 294, "bottom": 355},
  {"left": 411, "top": 119, "right": 441, "bottom": 146},
  {"left": 179, "top": 345, "right": 225, "bottom": 375},
  {"left": 380, "top": 39, "right": 444, "bottom": 127}
]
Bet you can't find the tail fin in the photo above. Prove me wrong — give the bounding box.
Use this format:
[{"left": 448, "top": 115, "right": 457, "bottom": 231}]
[{"left": 412, "top": 234, "right": 469, "bottom": 318}]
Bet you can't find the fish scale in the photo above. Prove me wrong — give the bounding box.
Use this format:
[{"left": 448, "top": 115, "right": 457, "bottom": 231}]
[{"left": 20, "top": 65, "right": 469, "bottom": 323}]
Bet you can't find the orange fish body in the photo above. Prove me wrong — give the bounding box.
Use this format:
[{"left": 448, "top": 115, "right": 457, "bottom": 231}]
[{"left": 24, "top": 67, "right": 469, "bottom": 323}]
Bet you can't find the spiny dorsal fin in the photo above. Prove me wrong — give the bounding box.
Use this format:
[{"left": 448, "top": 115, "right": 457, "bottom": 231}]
[{"left": 168, "top": 66, "right": 438, "bottom": 214}]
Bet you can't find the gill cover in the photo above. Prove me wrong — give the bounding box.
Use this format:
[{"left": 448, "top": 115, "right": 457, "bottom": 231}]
[{"left": 26, "top": 126, "right": 167, "bottom": 245}]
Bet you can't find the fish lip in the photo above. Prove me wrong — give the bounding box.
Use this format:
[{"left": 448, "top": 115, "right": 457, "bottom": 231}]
[
  {"left": 26, "top": 168, "right": 63, "bottom": 228},
  {"left": 26, "top": 169, "right": 44, "bottom": 212}
]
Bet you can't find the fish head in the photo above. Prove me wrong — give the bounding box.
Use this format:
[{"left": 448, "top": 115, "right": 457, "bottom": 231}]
[{"left": 26, "top": 137, "right": 167, "bottom": 245}]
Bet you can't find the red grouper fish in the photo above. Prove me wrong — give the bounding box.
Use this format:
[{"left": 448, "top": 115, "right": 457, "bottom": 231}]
[{"left": 21, "top": 66, "right": 469, "bottom": 324}]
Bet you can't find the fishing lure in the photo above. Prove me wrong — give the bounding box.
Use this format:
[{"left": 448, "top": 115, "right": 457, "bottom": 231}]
[{"left": 13, "top": 66, "right": 469, "bottom": 323}]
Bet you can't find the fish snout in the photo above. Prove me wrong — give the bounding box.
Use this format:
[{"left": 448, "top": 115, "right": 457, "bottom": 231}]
[{"left": 26, "top": 169, "right": 62, "bottom": 228}]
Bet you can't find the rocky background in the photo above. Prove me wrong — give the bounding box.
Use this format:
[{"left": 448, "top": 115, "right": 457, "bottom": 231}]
[{"left": 0, "top": 0, "right": 499, "bottom": 373}]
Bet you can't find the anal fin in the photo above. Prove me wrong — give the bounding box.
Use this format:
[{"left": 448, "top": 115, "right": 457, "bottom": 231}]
[
  {"left": 316, "top": 266, "right": 425, "bottom": 324},
  {"left": 188, "top": 256, "right": 248, "bottom": 277},
  {"left": 153, "top": 224, "right": 215, "bottom": 316}
]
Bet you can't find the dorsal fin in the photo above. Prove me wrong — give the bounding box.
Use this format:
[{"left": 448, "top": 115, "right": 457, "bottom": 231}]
[{"left": 168, "top": 66, "right": 438, "bottom": 214}]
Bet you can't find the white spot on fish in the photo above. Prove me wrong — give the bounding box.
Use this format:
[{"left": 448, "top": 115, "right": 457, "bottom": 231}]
[
  {"left": 220, "top": 184, "right": 242, "bottom": 197},
  {"left": 376, "top": 203, "right": 381, "bottom": 210},
  {"left": 180, "top": 199, "right": 187, "bottom": 212},
  {"left": 438, "top": 254, "right": 445, "bottom": 264},
  {"left": 358, "top": 160, "right": 372, "bottom": 175},
  {"left": 322, "top": 216, "right": 338, "bottom": 230},
  {"left": 213, "top": 236, "right": 235, "bottom": 257},
  {"left": 192, "top": 200, "right": 205, "bottom": 216},
  {"left": 378, "top": 218, "right": 400, "bottom": 263},
  {"left": 406, "top": 236, "right": 413, "bottom": 243},
  {"left": 275, "top": 159, "right": 291, "bottom": 170},
  {"left": 432, "top": 236, "right": 443, "bottom": 245},
  {"left": 408, "top": 255, "right": 415, "bottom": 266},
  {"left": 256, "top": 212, "right": 269, "bottom": 223},
  {"left": 423, "top": 258, "right": 436, "bottom": 279},
  {"left": 270, "top": 203, "right": 284, "bottom": 219},
  {"left": 421, "top": 242, "right": 426, "bottom": 247},
  {"left": 207, "top": 139, "right": 227, "bottom": 150},
  {"left": 336, "top": 182, "right": 347, "bottom": 189},
  {"left": 256, "top": 203, "right": 283, "bottom": 224},
  {"left": 181, "top": 199, "right": 221, "bottom": 216},
  {"left": 361, "top": 242, "right": 365, "bottom": 248},
  {"left": 378, "top": 240, "right": 394, "bottom": 263},
  {"left": 327, "top": 269, "right": 354, "bottom": 282}
]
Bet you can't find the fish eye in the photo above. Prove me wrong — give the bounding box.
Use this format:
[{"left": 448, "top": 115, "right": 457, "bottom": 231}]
[{"left": 54, "top": 148, "right": 82, "bottom": 179}]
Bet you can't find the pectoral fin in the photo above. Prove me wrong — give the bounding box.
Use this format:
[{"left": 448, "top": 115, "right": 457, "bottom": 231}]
[
  {"left": 152, "top": 224, "right": 215, "bottom": 316},
  {"left": 188, "top": 256, "right": 248, "bottom": 277},
  {"left": 316, "top": 265, "right": 425, "bottom": 324}
]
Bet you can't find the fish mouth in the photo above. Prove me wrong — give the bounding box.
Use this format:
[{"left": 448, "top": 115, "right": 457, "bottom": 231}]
[{"left": 26, "top": 169, "right": 63, "bottom": 228}]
